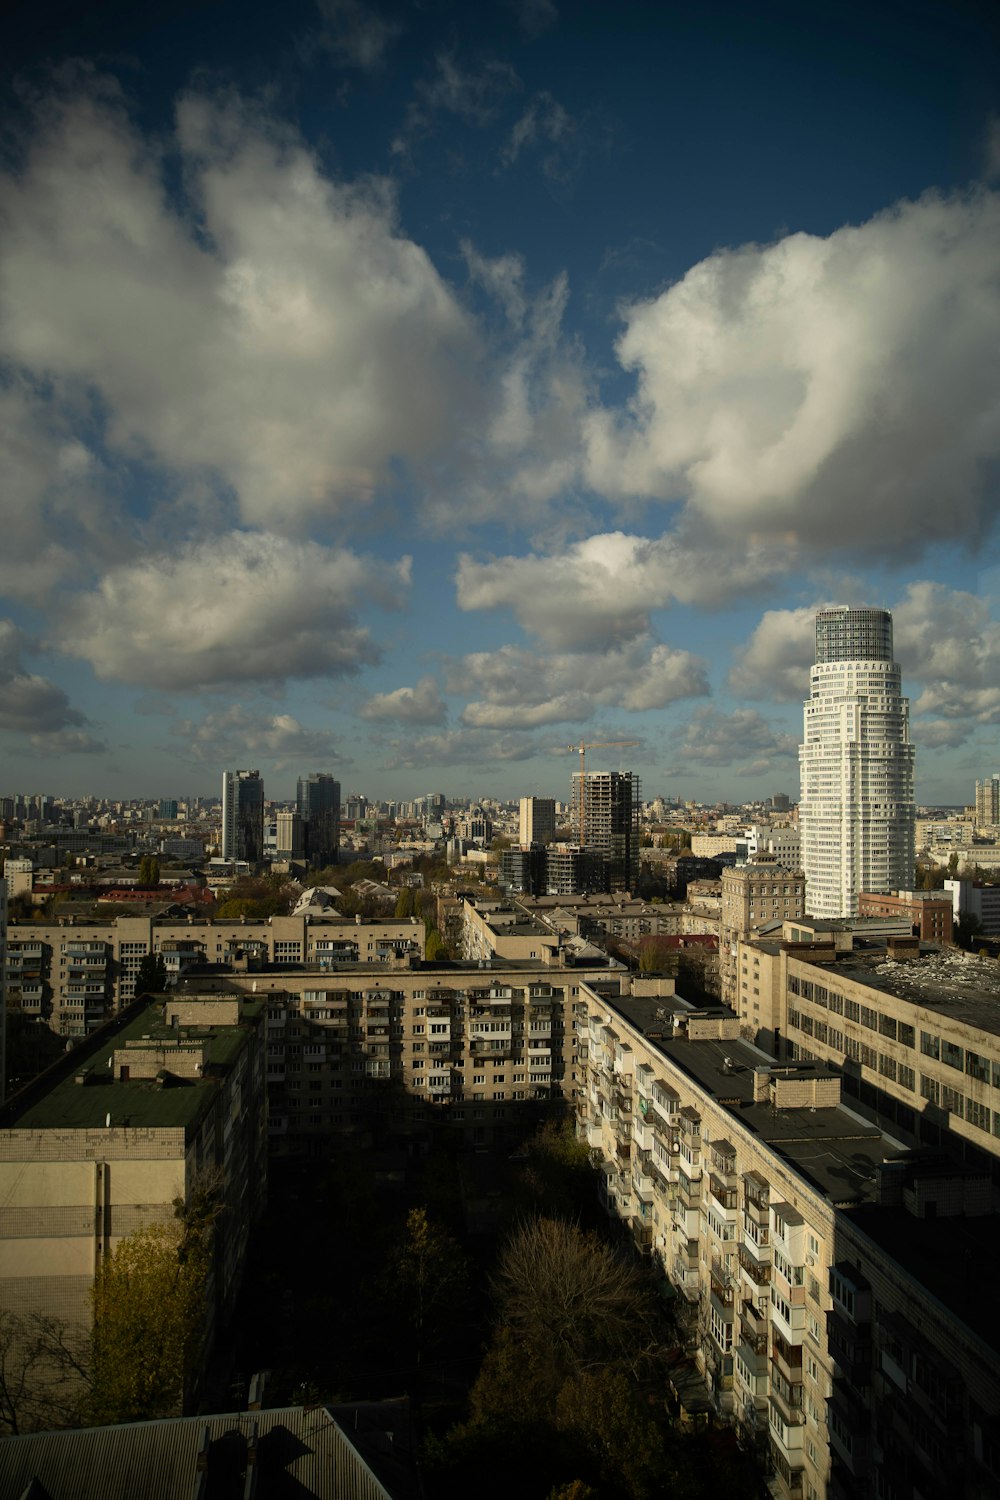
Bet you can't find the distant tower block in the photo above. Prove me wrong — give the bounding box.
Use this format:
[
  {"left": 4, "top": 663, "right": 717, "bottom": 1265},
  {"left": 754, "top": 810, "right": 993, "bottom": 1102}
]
[
  {"left": 570, "top": 771, "right": 641, "bottom": 892},
  {"left": 221, "top": 771, "right": 265, "bottom": 865},
  {"left": 519, "top": 796, "right": 556, "bottom": 846}
]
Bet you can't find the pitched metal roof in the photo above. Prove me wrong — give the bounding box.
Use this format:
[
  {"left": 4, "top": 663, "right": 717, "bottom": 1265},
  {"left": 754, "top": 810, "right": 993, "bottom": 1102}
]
[{"left": 0, "top": 1401, "right": 419, "bottom": 1500}]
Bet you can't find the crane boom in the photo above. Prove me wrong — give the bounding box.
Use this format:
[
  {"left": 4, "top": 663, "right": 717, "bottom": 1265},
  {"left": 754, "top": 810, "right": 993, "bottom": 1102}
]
[{"left": 566, "top": 739, "right": 639, "bottom": 844}]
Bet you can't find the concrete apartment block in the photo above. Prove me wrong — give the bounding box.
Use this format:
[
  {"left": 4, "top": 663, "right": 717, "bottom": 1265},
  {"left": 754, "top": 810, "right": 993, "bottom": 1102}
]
[{"left": 575, "top": 983, "right": 1000, "bottom": 1500}]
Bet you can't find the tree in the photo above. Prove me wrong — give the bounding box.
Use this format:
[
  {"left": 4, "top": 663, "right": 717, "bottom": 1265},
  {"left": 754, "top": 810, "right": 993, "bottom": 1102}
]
[
  {"left": 384, "top": 1208, "right": 468, "bottom": 1388},
  {"left": 955, "top": 912, "right": 983, "bottom": 949},
  {"left": 555, "top": 1367, "right": 674, "bottom": 1500},
  {"left": 512, "top": 1119, "right": 598, "bottom": 1223},
  {"left": 89, "top": 1217, "right": 212, "bottom": 1424},
  {"left": 425, "top": 927, "right": 448, "bottom": 961},
  {"left": 137, "top": 856, "right": 160, "bottom": 889},
  {"left": 0, "top": 1311, "right": 89, "bottom": 1434},
  {"left": 134, "top": 951, "right": 168, "bottom": 996},
  {"left": 395, "top": 886, "right": 415, "bottom": 918},
  {"left": 491, "top": 1218, "right": 654, "bottom": 1386}
]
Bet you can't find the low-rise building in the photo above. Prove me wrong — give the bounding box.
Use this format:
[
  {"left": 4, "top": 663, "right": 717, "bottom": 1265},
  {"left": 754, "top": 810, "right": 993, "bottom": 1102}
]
[
  {"left": 944, "top": 878, "right": 1000, "bottom": 937},
  {"left": 857, "top": 888, "right": 953, "bottom": 942}
]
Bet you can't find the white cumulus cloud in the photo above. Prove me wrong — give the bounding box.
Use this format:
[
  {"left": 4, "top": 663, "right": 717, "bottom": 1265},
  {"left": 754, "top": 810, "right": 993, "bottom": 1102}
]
[
  {"left": 585, "top": 190, "right": 1000, "bottom": 563},
  {"left": 451, "top": 638, "right": 708, "bottom": 727},
  {"left": 173, "top": 704, "right": 346, "bottom": 767},
  {"left": 0, "top": 620, "right": 97, "bottom": 740},
  {"left": 58, "top": 532, "right": 409, "bottom": 691},
  {"left": 360, "top": 677, "right": 447, "bottom": 725},
  {"left": 673, "top": 707, "right": 798, "bottom": 773},
  {"left": 0, "top": 78, "right": 479, "bottom": 535}
]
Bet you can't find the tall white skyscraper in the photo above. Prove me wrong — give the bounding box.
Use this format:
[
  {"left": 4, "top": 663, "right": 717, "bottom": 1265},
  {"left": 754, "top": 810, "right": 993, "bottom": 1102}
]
[{"left": 799, "top": 607, "right": 915, "bottom": 918}]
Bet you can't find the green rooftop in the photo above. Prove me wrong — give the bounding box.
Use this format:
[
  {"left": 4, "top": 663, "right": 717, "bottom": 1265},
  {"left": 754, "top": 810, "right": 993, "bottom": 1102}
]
[{"left": 5, "top": 994, "right": 267, "bottom": 1136}]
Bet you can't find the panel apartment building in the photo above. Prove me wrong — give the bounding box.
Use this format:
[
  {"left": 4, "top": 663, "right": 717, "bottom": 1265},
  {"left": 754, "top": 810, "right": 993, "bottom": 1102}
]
[
  {"left": 5, "top": 914, "right": 426, "bottom": 1037},
  {"left": 172, "top": 958, "right": 620, "bottom": 1154},
  {"left": 0, "top": 992, "right": 268, "bottom": 1406},
  {"left": 576, "top": 984, "right": 1000, "bottom": 1500}
]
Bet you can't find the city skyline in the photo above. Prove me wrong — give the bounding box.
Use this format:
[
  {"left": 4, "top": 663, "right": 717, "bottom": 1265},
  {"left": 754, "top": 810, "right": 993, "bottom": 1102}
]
[{"left": 1, "top": 2, "right": 999, "bottom": 804}]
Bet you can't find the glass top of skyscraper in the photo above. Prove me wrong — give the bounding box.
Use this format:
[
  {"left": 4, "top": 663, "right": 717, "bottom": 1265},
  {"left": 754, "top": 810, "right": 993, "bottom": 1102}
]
[{"left": 815, "top": 607, "right": 892, "bottom": 662}]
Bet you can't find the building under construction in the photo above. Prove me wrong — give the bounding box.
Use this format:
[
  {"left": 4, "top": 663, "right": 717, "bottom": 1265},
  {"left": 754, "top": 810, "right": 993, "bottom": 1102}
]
[{"left": 571, "top": 770, "right": 641, "bottom": 892}]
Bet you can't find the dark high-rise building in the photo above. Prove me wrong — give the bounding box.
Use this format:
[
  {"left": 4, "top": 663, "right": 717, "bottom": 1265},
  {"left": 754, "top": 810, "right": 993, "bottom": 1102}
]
[
  {"left": 296, "top": 774, "right": 340, "bottom": 867},
  {"left": 572, "top": 771, "right": 641, "bottom": 891},
  {"left": 221, "top": 770, "right": 265, "bottom": 864}
]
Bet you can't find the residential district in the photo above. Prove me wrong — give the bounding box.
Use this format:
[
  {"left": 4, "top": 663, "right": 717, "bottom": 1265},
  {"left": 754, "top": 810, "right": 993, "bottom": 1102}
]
[{"left": 0, "top": 608, "right": 999, "bottom": 1498}]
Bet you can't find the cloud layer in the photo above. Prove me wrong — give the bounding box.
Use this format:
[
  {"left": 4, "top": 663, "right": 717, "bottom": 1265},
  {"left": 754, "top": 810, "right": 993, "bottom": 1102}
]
[
  {"left": 1, "top": 78, "right": 479, "bottom": 540},
  {"left": 585, "top": 191, "right": 1000, "bottom": 563},
  {"left": 58, "top": 533, "right": 409, "bottom": 691}
]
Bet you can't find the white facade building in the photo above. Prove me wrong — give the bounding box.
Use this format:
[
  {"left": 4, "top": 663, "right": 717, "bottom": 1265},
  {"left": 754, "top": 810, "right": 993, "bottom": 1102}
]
[{"left": 799, "top": 608, "right": 915, "bottom": 919}]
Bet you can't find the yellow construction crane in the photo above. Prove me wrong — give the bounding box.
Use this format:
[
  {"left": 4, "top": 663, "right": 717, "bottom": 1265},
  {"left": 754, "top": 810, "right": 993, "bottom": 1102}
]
[{"left": 566, "top": 740, "right": 639, "bottom": 843}]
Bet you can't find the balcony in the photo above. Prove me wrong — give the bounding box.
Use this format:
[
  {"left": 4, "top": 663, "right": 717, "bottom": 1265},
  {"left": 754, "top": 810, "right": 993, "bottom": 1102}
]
[
  {"left": 827, "top": 1310, "right": 871, "bottom": 1386},
  {"left": 711, "top": 1258, "right": 738, "bottom": 1305},
  {"left": 737, "top": 1243, "right": 771, "bottom": 1286},
  {"left": 735, "top": 1342, "right": 769, "bottom": 1396},
  {"left": 740, "top": 1300, "right": 769, "bottom": 1341},
  {"left": 768, "top": 1397, "right": 805, "bottom": 1449},
  {"left": 708, "top": 1173, "right": 739, "bottom": 1214}
]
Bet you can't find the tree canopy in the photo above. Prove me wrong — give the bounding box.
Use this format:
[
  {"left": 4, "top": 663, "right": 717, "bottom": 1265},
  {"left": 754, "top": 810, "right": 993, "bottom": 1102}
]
[
  {"left": 89, "top": 1188, "right": 218, "bottom": 1424},
  {"left": 133, "top": 951, "right": 168, "bottom": 997}
]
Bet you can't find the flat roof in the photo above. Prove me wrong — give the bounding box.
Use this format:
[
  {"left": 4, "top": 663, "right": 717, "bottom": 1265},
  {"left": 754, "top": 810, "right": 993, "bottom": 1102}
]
[
  {"left": 3, "top": 996, "right": 265, "bottom": 1136},
  {"left": 606, "top": 995, "right": 893, "bottom": 1208},
  {"left": 812, "top": 946, "right": 1000, "bottom": 1037}
]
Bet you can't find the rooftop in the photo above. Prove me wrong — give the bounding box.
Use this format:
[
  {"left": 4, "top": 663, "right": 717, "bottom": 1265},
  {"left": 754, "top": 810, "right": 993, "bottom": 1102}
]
[
  {"left": 607, "top": 994, "right": 894, "bottom": 1208},
  {"left": 813, "top": 945, "right": 1000, "bottom": 1037},
  {"left": 0, "top": 1400, "right": 418, "bottom": 1500},
  {"left": 1, "top": 993, "right": 265, "bottom": 1136}
]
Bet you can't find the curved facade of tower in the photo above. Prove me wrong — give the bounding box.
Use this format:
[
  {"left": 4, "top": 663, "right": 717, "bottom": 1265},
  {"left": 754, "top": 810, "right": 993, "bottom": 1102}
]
[{"left": 799, "top": 608, "right": 915, "bottom": 918}]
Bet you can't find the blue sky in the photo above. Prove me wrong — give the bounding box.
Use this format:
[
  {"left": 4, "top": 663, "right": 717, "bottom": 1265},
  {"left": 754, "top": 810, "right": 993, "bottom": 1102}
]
[{"left": 1, "top": 0, "right": 999, "bottom": 805}]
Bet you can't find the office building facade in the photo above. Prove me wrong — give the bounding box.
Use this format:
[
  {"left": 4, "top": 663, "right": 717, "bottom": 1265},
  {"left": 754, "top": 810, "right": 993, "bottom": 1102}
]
[
  {"left": 799, "top": 608, "right": 915, "bottom": 918},
  {"left": 518, "top": 796, "right": 556, "bottom": 846},
  {"left": 221, "top": 770, "right": 265, "bottom": 865},
  {"left": 296, "top": 775, "right": 340, "bottom": 867}
]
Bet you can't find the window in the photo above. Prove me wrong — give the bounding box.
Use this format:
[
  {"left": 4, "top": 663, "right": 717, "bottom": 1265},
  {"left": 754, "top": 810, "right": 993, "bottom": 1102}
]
[
  {"left": 920, "top": 1031, "right": 940, "bottom": 1060},
  {"left": 966, "top": 1050, "right": 990, "bottom": 1083},
  {"left": 942, "top": 1039, "right": 964, "bottom": 1071},
  {"left": 941, "top": 1083, "right": 963, "bottom": 1115},
  {"left": 920, "top": 1075, "right": 940, "bottom": 1106}
]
